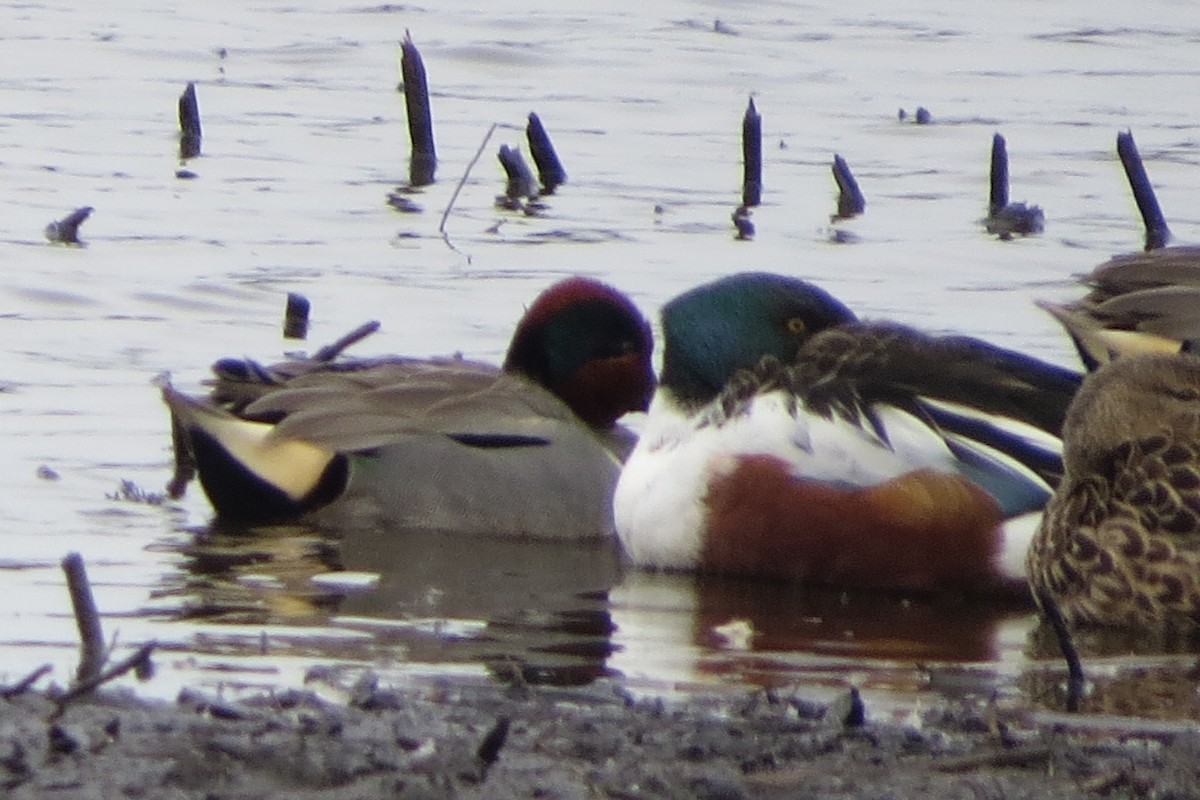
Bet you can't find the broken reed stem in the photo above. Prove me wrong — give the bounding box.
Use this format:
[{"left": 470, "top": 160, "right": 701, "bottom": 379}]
[
  {"left": 1117, "top": 130, "right": 1171, "bottom": 251},
  {"left": 62, "top": 552, "right": 105, "bottom": 684},
  {"left": 832, "top": 154, "right": 865, "bottom": 219},
  {"left": 313, "top": 320, "right": 382, "bottom": 362},
  {"left": 283, "top": 292, "right": 310, "bottom": 340},
  {"left": 498, "top": 144, "right": 538, "bottom": 200},
  {"left": 401, "top": 31, "right": 436, "bottom": 186},
  {"left": 0, "top": 663, "right": 52, "bottom": 699},
  {"left": 741, "top": 97, "right": 762, "bottom": 208},
  {"left": 526, "top": 112, "right": 566, "bottom": 193},
  {"left": 44, "top": 206, "right": 93, "bottom": 245},
  {"left": 989, "top": 132, "right": 1009, "bottom": 217},
  {"left": 439, "top": 122, "right": 498, "bottom": 258},
  {"left": 178, "top": 81, "right": 202, "bottom": 159},
  {"left": 476, "top": 716, "right": 511, "bottom": 777}
]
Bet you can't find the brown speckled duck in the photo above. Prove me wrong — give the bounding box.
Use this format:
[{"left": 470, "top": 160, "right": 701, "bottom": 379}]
[{"left": 1028, "top": 353, "right": 1200, "bottom": 630}]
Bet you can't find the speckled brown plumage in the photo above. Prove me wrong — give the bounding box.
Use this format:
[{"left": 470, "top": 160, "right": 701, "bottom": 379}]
[{"left": 1028, "top": 353, "right": 1200, "bottom": 630}]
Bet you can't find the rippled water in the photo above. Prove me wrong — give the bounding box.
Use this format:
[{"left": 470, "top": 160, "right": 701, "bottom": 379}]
[{"left": 3, "top": 0, "right": 1200, "bottom": 715}]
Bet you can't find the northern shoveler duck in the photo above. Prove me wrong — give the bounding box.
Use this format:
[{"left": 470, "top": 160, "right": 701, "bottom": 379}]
[
  {"left": 164, "top": 277, "right": 655, "bottom": 539},
  {"left": 613, "top": 272, "right": 1081, "bottom": 594},
  {"left": 1028, "top": 353, "right": 1200, "bottom": 630},
  {"left": 1039, "top": 246, "right": 1200, "bottom": 370}
]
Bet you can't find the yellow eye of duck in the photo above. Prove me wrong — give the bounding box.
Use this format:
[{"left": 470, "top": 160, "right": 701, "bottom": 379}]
[{"left": 785, "top": 317, "right": 807, "bottom": 335}]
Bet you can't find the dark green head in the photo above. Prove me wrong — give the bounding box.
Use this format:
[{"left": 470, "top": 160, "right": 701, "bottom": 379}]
[
  {"left": 660, "top": 272, "right": 857, "bottom": 406},
  {"left": 503, "top": 277, "right": 655, "bottom": 428}
]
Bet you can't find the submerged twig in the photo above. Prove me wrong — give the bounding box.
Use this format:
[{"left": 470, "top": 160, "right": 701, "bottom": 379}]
[
  {"left": 498, "top": 144, "right": 538, "bottom": 202},
  {"left": 731, "top": 205, "right": 754, "bottom": 240},
  {"left": 284, "top": 292, "right": 310, "bottom": 340},
  {"left": 0, "top": 663, "right": 52, "bottom": 699},
  {"left": 526, "top": 112, "right": 566, "bottom": 194},
  {"left": 62, "top": 552, "right": 105, "bottom": 684},
  {"left": 742, "top": 97, "right": 762, "bottom": 208},
  {"left": 1117, "top": 130, "right": 1171, "bottom": 251},
  {"left": 53, "top": 642, "right": 157, "bottom": 715},
  {"left": 984, "top": 132, "right": 1043, "bottom": 239},
  {"left": 899, "top": 106, "right": 933, "bottom": 124},
  {"left": 439, "top": 122, "right": 498, "bottom": 260},
  {"left": 178, "top": 81, "right": 202, "bottom": 159},
  {"left": 988, "top": 132, "right": 1010, "bottom": 217},
  {"left": 44, "top": 206, "right": 93, "bottom": 245},
  {"left": 831, "top": 154, "right": 865, "bottom": 219},
  {"left": 400, "top": 31, "right": 436, "bottom": 186},
  {"left": 313, "top": 320, "right": 382, "bottom": 362}
]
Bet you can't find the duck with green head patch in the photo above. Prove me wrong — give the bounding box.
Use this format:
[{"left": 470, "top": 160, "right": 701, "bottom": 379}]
[
  {"left": 614, "top": 272, "right": 1081, "bottom": 594},
  {"left": 165, "top": 277, "right": 654, "bottom": 540}
]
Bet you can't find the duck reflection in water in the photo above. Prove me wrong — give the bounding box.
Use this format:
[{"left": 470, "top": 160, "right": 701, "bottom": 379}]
[
  {"left": 609, "top": 572, "right": 1033, "bottom": 694},
  {"left": 158, "top": 521, "right": 626, "bottom": 688},
  {"left": 160, "top": 522, "right": 1033, "bottom": 694}
]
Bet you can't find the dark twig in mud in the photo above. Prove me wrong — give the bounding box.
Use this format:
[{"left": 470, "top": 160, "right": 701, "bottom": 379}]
[
  {"left": 1117, "top": 130, "right": 1171, "bottom": 251},
  {"left": 313, "top": 320, "right": 382, "bottom": 362},
  {"left": 401, "top": 31, "right": 436, "bottom": 187},
  {"left": 62, "top": 552, "right": 105, "bottom": 684},
  {"left": 475, "top": 716, "right": 510, "bottom": 778},
  {"left": 177, "top": 687, "right": 253, "bottom": 721},
  {"left": 0, "top": 664, "right": 52, "bottom": 699},
  {"left": 52, "top": 642, "right": 157, "bottom": 716},
  {"left": 526, "top": 112, "right": 566, "bottom": 194},
  {"left": 283, "top": 292, "right": 310, "bottom": 340},
  {"left": 932, "top": 744, "right": 1052, "bottom": 773},
  {"left": 831, "top": 154, "right": 865, "bottom": 219},
  {"left": 742, "top": 96, "right": 762, "bottom": 208},
  {"left": 1036, "top": 588, "right": 1084, "bottom": 713},
  {"left": 178, "top": 81, "right": 202, "bottom": 159},
  {"left": 439, "top": 122, "right": 498, "bottom": 261}
]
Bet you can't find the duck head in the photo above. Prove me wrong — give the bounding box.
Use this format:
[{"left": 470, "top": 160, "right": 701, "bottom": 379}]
[
  {"left": 503, "top": 277, "right": 655, "bottom": 428},
  {"left": 659, "top": 272, "right": 856, "bottom": 408},
  {"left": 1060, "top": 352, "right": 1200, "bottom": 484}
]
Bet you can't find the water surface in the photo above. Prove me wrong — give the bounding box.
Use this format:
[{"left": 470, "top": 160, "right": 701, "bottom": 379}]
[{"left": 3, "top": 0, "right": 1200, "bottom": 716}]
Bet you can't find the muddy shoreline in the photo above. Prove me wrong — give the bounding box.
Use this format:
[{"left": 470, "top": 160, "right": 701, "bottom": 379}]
[{"left": 4, "top": 671, "right": 1199, "bottom": 799}]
